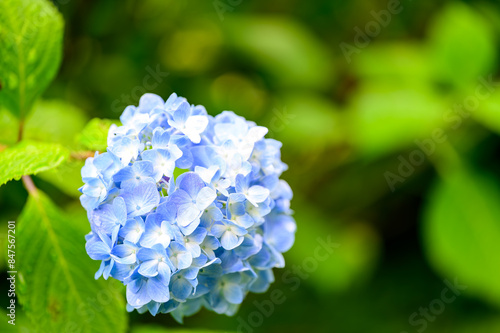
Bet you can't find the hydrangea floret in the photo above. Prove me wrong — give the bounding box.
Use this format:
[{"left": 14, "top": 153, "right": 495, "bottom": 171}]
[{"left": 80, "top": 93, "right": 296, "bottom": 320}]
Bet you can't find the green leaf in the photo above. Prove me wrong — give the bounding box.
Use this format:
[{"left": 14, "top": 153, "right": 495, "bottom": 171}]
[
  {"left": 422, "top": 167, "right": 500, "bottom": 307},
  {"left": 17, "top": 190, "right": 127, "bottom": 333},
  {"left": 0, "top": 141, "right": 69, "bottom": 186},
  {"left": 427, "top": 2, "right": 496, "bottom": 87},
  {"left": 348, "top": 81, "right": 446, "bottom": 157},
  {"left": 474, "top": 89, "right": 500, "bottom": 135},
  {"left": 37, "top": 159, "right": 85, "bottom": 198},
  {"left": 269, "top": 92, "right": 342, "bottom": 154},
  {"left": 223, "top": 16, "right": 333, "bottom": 89},
  {"left": 0, "top": 108, "right": 19, "bottom": 145},
  {"left": 24, "top": 100, "right": 88, "bottom": 148},
  {"left": 0, "top": 0, "right": 64, "bottom": 118},
  {"left": 77, "top": 118, "right": 119, "bottom": 152},
  {"left": 352, "top": 42, "right": 432, "bottom": 84}
]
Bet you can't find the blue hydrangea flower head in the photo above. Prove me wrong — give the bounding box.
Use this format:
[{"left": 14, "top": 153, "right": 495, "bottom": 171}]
[{"left": 80, "top": 93, "right": 296, "bottom": 320}]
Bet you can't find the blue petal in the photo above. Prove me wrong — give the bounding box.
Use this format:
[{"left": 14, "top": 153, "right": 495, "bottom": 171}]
[
  {"left": 137, "top": 93, "right": 164, "bottom": 113},
  {"left": 110, "top": 243, "right": 137, "bottom": 264},
  {"left": 151, "top": 128, "right": 171, "bottom": 149},
  {"left": 246, "top": 185, "right": 270, "bottom": 206},
  {"left": 221, "top": 231, "right": 242, "bottom": 250},
  {"left": 223, "top": 283, "right": 243, "bottom": 304},
  {"left": 119, "top": 217, "right": 145, "bottom": 243},
  {"left": 138, "top": 259, "right": 159, "bottom": 277},
  {"left": 178, "top": 172, "right": 206, "bottom": 198},
  {"left": 172, "top": 101, "right": 190, "bottom": 125},
  {"left": 126, "top": 279, "right": 150, "bottom": 307},
  {"left": 86, "top": 240, "right": 110, "bottom": 260},
  {"left": 121, "top": 182, "right": 160, "bottom": 218},
  {"left": 137, "top": 247, "right": 157, "bottom": 262},
  {"left": 195, "top": 187, "right": 216, "bottom": 211},
  {"left": 147, "top": 301, "right": 161, "bottom": 316},
  {"left": 234, "top": 174, "right": 247, "bottom": 193},
  {"left": 112, "top": 196, "right": 127, "bottom": 224},
  {"left": 147, "top": 275, "right": 171, "bottom": 303},
  {"left": 264, "top": 214, "right": 297, "bottom": 253},
  {"left": 171, "top": 275, "right": 195, "bottom": 300},
  {"left": 178, "top": 218, "right": 200, "bottom": 236},
  {"left": 157, "top": 261, "right": 173, "bottom": 284},
  {"left": 210, "top": 222, "right": 226, "bottom": 238}
]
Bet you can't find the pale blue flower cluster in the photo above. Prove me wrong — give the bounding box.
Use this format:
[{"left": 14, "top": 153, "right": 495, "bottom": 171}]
[{"left": 80, "top": 93, "right": 296, "bottom": 320}]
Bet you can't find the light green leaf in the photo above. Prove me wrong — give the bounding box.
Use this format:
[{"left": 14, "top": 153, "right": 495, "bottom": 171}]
[
  {"left": 422, "top": 167, "right": 500, "bottom": 307},
  {"left": 0, "top": 141, "right": 69, "bottom": 186},
  {"left": 348, "top": 81, "right": 446, "bottom": 157},
  {"left": 0, "top": 0, "right": 64, "bottom": 118},
  {"left": 77, "top": 118, "right": 119, "bottom": 152},
  {"left": 223, "top": 16, "right": 333, "bottom": 89},
  {"left": 24, "top": 100, "right": 88, "bottom": 148},
  {"left": 37, "top": 159, "right": 85, "bottom": 198},
  {"left": 474, "top": 88, "right": 500, "bottom": 135},
  {"left": 0, "top": 108, "right": 19, "bottom": 145},
  {"left": 428, "top": 2, "right": 496, "bottom": 87},
  {"left": 352, "top": 42, "right": 432, "bottom": 83},
  {"left": 269, "top": 93, "right": 342, "bottom": 154},
  {"left": 17, "top": 191, "right": 127, "bottom": 333}
]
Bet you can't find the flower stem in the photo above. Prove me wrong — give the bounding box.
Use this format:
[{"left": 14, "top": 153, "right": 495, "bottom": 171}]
[{"left": 22, "top": 175, "right": 38, "bottom": 196}]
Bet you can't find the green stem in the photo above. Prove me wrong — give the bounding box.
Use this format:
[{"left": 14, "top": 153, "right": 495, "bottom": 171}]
[
  {"left": 70, "top": 150, "right": 95, "bottom": 160},
  {"left": 17, "top": 118, "right": 24, "bottom": 142},
  {"left": 22, "top": 175, "right": 38, "bottom": 196}
]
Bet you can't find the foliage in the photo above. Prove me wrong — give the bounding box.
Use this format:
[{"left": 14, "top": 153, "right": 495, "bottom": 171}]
[
  {"left": 423, "top": 165, "right": 500, "bottom": 307},
  {"left": 77, "top": 118, "right": 119, "bottom": 152},
  {"left": 0, "top": 0, "right": 63, "bottom": 118},
  {"left": 1, "top": 0, "right": 500, "bottom": 332},
  {"left": 0, "top": 141, "right": 69, "bottom": 185},
  {"left": 17, "top": 190, "right": 127, "bottom": 332}
]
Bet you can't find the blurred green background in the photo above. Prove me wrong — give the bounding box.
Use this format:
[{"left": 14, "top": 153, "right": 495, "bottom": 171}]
[{"left": 2, "top": 0, "right": 500, "bottom": 332}]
